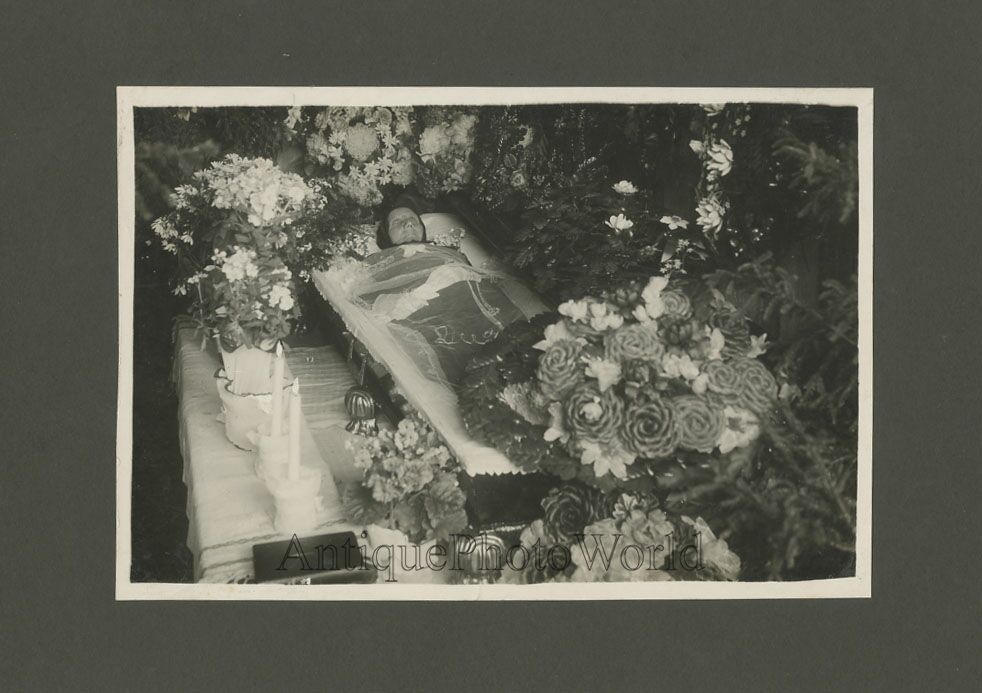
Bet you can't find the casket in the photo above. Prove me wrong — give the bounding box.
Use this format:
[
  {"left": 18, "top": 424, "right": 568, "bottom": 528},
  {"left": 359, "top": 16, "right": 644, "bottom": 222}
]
[{"left": 305, "top": 201, "right": 558, "bottom": 531}]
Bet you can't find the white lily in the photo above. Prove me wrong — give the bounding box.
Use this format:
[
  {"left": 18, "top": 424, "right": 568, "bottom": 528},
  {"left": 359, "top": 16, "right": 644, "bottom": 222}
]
[
  {"left": 746, "top": 333, "right": 768, "bottom": 358},
  {"left": 589, "top": 312, "right": 624, "bottom": 332},
  {"left": 662, "top": 353, "right": 700, "bottom": 381},
  {"left": 580, "top": 441, "right": 635, "bottom": 479},
  {"left": 659, "top": 215, "right": 689, "bottom": 230},
  {"left": 641, "top": 276, "right": 669, "bottom": 319},
  {"left": 717, "top": 406, "right": 760, "bottom": 454},
  {"left": 543, "top": 402, "right": 569, "bottom": 443},
  {"left": 605, "top": 213, "right": 635, "bottom": 233}
]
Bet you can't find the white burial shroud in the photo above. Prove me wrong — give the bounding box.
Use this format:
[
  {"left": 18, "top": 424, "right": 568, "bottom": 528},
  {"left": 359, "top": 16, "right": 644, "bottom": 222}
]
[{"left": 312, "top": 213, "right": 549, "bottom": 477}]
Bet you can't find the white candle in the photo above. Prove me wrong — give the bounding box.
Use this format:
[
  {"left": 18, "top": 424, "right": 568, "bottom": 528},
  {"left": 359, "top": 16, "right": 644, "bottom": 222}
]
[
  {"left": 270, "top": 341, "right": 285, "bottom": 437},
  {"left": 287, "top": 378, "right": 301, "bottom": 481}
]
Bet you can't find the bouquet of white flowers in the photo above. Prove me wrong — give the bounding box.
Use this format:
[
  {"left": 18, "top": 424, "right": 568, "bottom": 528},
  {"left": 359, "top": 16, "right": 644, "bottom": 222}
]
[{"left": 152, "top": 154, "right": 327, "bottom": 353}]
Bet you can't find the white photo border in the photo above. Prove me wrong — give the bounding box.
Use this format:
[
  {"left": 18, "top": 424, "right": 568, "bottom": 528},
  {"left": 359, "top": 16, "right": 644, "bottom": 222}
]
[{"left": 116, "top": 86, "right": 873, "bottom": 600}]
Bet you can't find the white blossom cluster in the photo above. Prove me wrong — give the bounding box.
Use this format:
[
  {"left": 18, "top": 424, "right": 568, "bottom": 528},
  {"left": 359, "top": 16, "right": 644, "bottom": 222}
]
[
  {"left": 208, "top": 246, "right": 295, "bottom": 312},
  {"left": 267, "top": 282, "right": 295, "bottom": 312},
  {"left": 558, "top": 298, "right": 625, "bottom": 332},
  {"left": 689, "top": 106, "right": 736, "bottom": 239},
  {"left": 193, "top": 155, "right": 315, "bottom": 227},
  {"left": 695, "top": 194, "right": 728, "bottom": 235},
  {"left": 217, "top": 247, "right": 260, "bottom": 282}
]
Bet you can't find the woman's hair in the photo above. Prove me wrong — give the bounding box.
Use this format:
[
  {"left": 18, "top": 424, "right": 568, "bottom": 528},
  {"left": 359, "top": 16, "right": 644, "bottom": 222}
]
[{"left": 376, "top": 194, "right": 428, "bottom": 249}]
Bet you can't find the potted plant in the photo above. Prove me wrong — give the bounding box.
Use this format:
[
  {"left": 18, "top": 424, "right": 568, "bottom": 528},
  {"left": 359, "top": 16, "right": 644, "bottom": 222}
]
[
  {"left": 153, "top": 154, "right": 331, "bottom": 392},
  {"left": 152, "top": 154, "right": 348, "bottom": 448}
]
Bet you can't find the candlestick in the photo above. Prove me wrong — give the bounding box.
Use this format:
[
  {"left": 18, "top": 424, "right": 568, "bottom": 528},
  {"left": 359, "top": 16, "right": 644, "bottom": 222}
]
[
  {"left": 288, "top": 377, "right": 301, "bottom": 481},
  {"left": 267, "top": 467, "right": 322, "bottom": 535},
  {"left": 270, "top": 341, "right": 285, "bottom": 437}
]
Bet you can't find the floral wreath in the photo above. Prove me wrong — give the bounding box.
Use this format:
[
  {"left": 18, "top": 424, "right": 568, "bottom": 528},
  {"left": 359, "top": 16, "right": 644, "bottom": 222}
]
[
  {"left": 460, "top": 276, "right": 777, "bottom": 493},
  {"left": 305, "top": 106, "right": 416, "bottom": 208}
]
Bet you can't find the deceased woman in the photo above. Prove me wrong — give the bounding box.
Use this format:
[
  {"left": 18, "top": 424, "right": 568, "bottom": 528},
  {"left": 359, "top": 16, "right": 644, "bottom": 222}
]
[
  {"left": 341, "top": 200, "right": 543, "bottom": 388},
  {"left": 377, "top": 202, "right": 428, "bottom": 248}
]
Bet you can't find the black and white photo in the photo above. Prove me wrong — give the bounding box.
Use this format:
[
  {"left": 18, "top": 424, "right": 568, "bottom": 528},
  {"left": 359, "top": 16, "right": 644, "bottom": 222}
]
[{"left": 117, "top": 87, "right": 872, "bottom": 599}]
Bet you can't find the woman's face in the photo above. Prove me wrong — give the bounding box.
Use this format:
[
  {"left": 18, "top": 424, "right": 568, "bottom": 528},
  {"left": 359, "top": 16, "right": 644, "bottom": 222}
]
[{"left": 386, "top": 207, "right": 424, "bottom": 245}]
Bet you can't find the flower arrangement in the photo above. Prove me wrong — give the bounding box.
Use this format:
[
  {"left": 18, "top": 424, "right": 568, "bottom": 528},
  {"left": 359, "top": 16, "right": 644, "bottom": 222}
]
[
  {"left": 460, "top": 276, "right": 777, "bottom": 489},
  {"left": 305, "top": 106, "right": 416, "bottom": 208},
  {"left": 152, "top": 154, "right": 328, "bottom": 350},
  {"left": 412, "top": 107, "right": 478, "bottom": 198},
  {"left": 342, "top": 414, "right": 469, "bottom": 544},
  {"left": 153, "top": 155, "right": 318, "bottom": 254},
  {"left": 499, "top": 484, "right": 741, "bottom": 584}
]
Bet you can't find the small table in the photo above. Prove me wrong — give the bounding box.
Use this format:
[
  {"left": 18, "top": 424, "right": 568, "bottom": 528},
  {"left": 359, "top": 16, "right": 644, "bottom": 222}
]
[{"left": 173, "top": 323, "right": 365, "bottom": 582}]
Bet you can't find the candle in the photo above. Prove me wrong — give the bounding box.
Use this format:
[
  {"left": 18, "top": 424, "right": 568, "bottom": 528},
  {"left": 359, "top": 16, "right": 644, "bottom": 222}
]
[
  {"left": 270, "top": 341, "right": 285, "bottom": 437},
  {"left": 287, "top": 378, "right": 301, "bottom": 481}
]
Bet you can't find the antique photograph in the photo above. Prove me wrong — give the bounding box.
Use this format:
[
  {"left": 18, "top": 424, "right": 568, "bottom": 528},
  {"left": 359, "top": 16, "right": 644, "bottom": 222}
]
[{"left": 116, "top": 87, "right": 872, "bottom": 599}]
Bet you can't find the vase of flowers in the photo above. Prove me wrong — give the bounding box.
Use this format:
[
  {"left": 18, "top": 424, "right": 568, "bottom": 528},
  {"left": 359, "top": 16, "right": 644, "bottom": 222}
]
[
  {"left": 201, "top": 245, "right": 300, "bottom": 394},
  {"left": 152, "top": 154, "right": 329, "bottom": 395},
  {"left": 153, "top": 154, "right": 335, "bottom": 447}
]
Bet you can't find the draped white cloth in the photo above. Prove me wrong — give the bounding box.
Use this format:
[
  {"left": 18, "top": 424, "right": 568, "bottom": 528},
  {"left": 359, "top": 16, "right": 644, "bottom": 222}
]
[
  {"left": 312, "top": 213, "right": 549, "bottom": 478},
  {"left": 173, "top": 322, "right": 358, "bottom": 582},
  {"left": 173, "top": 322, "right": 454, "bottom": 584}
]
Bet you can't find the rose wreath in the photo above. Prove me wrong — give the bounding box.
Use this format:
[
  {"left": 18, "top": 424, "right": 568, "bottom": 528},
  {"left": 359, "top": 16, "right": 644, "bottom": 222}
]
[{"left": 459, "top": 276, "right": 778, "bottom": 494}]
